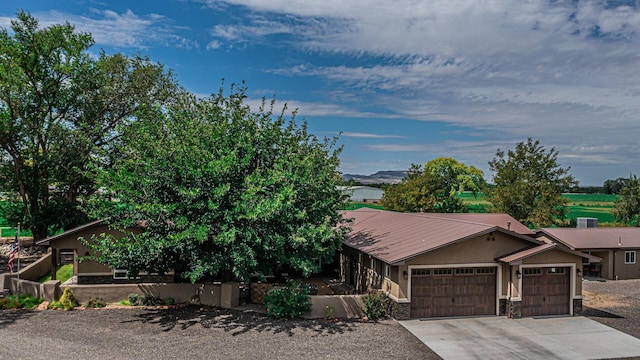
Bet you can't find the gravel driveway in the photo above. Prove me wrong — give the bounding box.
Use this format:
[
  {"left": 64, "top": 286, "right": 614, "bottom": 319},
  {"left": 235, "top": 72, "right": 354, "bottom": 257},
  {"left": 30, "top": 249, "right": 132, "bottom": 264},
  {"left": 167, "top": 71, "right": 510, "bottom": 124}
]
[
  {"left": 583, "top": 278, "right": 640, "bottom": 340},
  {"left": 0, "top": 306, "right": 441, "bottom": 360}
]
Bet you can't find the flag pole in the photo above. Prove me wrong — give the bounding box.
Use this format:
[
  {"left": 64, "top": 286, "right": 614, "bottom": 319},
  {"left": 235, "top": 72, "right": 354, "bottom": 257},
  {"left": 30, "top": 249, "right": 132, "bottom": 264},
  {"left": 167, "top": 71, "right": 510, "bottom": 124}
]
[{"left": 16, "top": 223, "right": 20, "bottom": 295}]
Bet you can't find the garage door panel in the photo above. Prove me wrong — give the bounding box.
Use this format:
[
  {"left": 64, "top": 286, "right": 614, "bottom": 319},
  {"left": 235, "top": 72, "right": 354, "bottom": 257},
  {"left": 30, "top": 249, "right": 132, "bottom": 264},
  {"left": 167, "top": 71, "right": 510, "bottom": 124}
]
[
  {"left": 410, "top": 267, "right": 496, "bottom": 318},
  {"left": 522, "top": 267, "right": 569, "bottom": 317}
]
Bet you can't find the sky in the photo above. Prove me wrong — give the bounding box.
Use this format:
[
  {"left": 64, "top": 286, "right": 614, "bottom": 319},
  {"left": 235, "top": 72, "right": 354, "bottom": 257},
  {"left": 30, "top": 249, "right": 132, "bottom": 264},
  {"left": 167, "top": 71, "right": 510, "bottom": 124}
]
[{"left": 2, "top": 1, "right": 640, "bottom": 186}]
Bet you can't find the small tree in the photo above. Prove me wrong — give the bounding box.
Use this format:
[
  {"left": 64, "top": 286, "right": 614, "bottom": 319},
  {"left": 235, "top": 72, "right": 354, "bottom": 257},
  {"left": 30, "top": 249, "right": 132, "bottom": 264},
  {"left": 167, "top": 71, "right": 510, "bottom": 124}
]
[
  {"left": 613, "top": 174, "right": 640, "bottom": 226},
  {"left": 486, "top": 138, "right": 577, "bottom": 228}
]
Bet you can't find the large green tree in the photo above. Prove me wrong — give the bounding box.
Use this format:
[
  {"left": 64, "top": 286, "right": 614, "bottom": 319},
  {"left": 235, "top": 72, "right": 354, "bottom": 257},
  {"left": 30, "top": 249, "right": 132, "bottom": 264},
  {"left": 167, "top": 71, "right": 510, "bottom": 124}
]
[
  {"left": 486, "top": 138, "right": 577, "bottom": 228},
  {"left": 0, "top": 11, "right": 177, "bottom": 240},
  {"left": 613, "top": 174, "right": 640, "bottom": 226},
  {"left": 86, "top": 86, "right": 350, "bottom": 282},
  {"left": 382, "top": 157, "right": 485, "bottom": 213}
]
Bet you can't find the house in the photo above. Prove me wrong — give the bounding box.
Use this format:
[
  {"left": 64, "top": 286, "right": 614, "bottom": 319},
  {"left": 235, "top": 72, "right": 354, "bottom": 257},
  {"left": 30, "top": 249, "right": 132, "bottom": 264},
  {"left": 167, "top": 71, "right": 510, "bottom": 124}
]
[
  {"left": 340, "top": 208, "right": 597, "bottom": 319},
  {"left": 537, "top": 227, "right": 640, "bottom": 280},
  {"left": 36, "top": 220, "right": 172, "bottom": 284},
  {"left": 338, "top": 186, "right": 384, "bottom": 203}
]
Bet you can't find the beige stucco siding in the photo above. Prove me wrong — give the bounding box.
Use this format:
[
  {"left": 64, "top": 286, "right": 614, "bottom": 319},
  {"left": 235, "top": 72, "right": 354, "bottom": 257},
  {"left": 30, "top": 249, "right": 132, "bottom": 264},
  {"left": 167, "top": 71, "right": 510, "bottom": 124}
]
[{"left": 406, "top": 233, "right": 531, "bottom": 266}]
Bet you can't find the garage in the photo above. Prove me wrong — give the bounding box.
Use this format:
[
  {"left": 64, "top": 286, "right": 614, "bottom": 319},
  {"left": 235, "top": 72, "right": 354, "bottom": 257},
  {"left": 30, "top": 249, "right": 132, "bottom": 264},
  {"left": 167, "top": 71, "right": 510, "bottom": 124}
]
[
  {"left": 521, "top": 267, "right": 570, "bottom": 317},
  {"left": 410, "top": 267, "right": 496, "bottom": 318}
]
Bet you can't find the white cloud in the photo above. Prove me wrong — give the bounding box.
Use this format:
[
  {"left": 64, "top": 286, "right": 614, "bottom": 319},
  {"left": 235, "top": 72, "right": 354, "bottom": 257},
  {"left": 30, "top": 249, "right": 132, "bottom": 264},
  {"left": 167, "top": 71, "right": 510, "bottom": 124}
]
[
  {"left": 341, "top": 132, "right": 405, "bottom": 139},
  {"left": 8, "top": 9, "right": 199, "bottom": 49}
]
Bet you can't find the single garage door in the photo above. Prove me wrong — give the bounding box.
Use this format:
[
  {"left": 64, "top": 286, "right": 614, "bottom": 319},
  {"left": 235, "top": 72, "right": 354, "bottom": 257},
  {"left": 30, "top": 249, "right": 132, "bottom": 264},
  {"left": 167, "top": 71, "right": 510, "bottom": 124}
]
[
  {"left": 521, "top": 267, "right": 570, "bottom": 317},
  {"left": 410, "top": 267, "right": 496, "bottom": 318}
]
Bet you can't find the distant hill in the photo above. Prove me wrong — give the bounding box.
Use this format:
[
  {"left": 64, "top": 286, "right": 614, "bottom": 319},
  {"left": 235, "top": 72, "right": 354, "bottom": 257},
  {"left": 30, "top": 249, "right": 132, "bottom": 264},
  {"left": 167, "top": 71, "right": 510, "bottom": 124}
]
[{"left": 342, "top": 170, "right": 407, "bottom": 184}]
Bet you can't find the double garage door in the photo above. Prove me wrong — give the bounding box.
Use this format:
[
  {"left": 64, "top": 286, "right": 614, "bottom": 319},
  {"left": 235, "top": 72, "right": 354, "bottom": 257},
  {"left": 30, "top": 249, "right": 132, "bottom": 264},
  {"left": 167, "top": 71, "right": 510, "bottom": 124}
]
[
  {"left": 410, "top": 267, "right": 496, "bottom": 318},
  {"left": 521, "top": 267, "right": 570, "bottom": 317}
]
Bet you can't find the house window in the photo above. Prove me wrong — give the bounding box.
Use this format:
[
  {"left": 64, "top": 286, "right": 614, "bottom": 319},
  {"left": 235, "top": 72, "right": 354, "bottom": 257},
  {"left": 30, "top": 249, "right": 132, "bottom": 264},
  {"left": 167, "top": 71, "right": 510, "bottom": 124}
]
[
  {"left": 113, "top": 269, "right": 129, "bottom": 280},
  {"left": 524, "top": 268, "right": 541, "bottom": 275},
  {"left": 384, "top": 265, "right": 391, "bottom": 278},
  {"left": 412, "top": 268, "right": 431, "bottom": 276},
  {"left": 626, "top": 251, "right": 636, "bottom": 264},
  {"left": 370, "top": 258, "right": 376, "bottom": 271}
]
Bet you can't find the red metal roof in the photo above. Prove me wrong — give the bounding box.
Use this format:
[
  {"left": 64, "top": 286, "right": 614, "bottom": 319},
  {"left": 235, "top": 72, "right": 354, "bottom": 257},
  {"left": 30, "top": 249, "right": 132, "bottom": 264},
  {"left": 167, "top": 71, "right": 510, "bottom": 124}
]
[
  {"left": 343, "top": 208, "right": 538, "bottom": 265},
  {"left": 538, "top": 227, "right": 640, "bottom": 250},
  {"left": 417, "top": 213, "right": 535, "bottom": 235}
]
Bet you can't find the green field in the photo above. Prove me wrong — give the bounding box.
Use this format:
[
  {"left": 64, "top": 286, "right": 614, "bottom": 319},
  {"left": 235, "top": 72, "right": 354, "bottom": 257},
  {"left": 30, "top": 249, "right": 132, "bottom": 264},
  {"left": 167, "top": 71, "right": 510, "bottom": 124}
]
[{"left": 352, "top": 192, "right": 619, "bottom": 225}]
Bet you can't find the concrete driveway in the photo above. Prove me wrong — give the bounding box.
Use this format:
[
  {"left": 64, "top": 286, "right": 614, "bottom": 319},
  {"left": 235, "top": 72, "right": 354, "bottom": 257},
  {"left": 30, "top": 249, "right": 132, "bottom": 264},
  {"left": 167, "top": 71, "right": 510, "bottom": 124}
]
[{"left": 400, "top": 316, "right": 640, "bottom": 360}]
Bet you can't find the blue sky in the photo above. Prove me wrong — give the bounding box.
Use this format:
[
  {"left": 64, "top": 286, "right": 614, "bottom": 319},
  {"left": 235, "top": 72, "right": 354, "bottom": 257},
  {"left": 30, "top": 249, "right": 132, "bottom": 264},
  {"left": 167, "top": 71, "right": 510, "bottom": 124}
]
[{"left": 2, "top": 1, "right": 640, "bottom": 185}]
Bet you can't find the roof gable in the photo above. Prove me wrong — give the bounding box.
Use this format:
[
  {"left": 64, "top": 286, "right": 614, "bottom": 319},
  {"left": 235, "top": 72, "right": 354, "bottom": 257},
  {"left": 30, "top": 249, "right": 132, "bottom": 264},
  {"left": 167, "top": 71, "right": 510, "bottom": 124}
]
[{"left": 36, "top": 220, "right": 105, "bottom": 246}]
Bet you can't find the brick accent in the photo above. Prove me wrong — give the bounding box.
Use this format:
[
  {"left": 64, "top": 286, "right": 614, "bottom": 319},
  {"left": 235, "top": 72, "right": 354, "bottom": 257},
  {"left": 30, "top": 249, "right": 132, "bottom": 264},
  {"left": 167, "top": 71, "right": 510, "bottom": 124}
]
[
  {"left": 573, "top": 298, "right": 583, "bottom": 315},
  {"left": 509, "top": 300, "right": 522, "bottom": 318},
  {"left": 386, "top": 297, "right": 410, "bottom": 320},
  {"left": 249, "top": 282, "right": 274, "bottom": 304},
  {"left": 499, "top": 298, "right": 507, "bottom": 316}
]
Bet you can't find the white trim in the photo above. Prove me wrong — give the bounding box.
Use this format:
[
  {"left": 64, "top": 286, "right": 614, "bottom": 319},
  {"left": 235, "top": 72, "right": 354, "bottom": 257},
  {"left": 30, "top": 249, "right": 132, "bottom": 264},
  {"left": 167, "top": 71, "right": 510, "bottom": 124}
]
[
  {"left": 515, "top": 263, "right": 576, "bottom": 316},
  {"left": 625, "top": 251, "right": 636, "bottom": 264},
  {"left": 407, "top": 263, "right": 501, "bottom": 316},
  {"left": 386, "top": 292, "right": 410, "bottom": 303}
]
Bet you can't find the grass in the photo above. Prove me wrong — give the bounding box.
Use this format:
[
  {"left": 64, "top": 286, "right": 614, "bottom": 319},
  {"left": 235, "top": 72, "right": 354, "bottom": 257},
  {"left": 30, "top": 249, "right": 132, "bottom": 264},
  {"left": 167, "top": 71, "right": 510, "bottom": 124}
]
[
  {"left": 355, "top": 192, "right": 620, "bottom": 225},
  {"left": 38, "top": 264, "right": 74, "bottom": 284}
]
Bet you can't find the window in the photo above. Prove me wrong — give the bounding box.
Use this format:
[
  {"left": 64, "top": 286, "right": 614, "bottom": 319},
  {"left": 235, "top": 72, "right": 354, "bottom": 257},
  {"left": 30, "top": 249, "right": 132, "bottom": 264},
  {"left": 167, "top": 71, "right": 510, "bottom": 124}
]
[
  {"left": 370, "top": 258, "right": 376, "bottom": 270},
  {"left": 384, "top": 265, "right": 391, "bottom": 278},
  {"left": 412, "top": 268, "right": 431, "bottom": 276},
  {"left": 626, "top": 251, "right": 636, "bottom": 264},
  {"left": 523, "top": 268, "right": 541, "bottom": 275},
  {"left": 476, "top": 267, "right": 495, "bottom": 274},
  {"left": 455, "top": 268, "right": 474, "bottom": 275},
  {"left": 547, "top": 267, "right": 565, "bottom": 274},
  {"left": 433, "top": 268, "right": 453, "bottom": 275},
  {"left": 113, "top": 269, "right": 128, "bottom": 280}
]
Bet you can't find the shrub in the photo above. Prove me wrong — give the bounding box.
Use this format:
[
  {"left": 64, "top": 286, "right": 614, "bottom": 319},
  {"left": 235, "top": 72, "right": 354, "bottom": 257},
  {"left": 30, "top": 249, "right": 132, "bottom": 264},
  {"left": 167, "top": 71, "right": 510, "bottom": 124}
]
[
  {"left": 263, "top": 281, "right": 311, "bottom": 319},
  {"left": 164, "top": 297, "right": 175, "bottom": 306},
  {"left": 362, "top": 291, "right": 388, "bottom": 321},
  {"left": 323, "top": 304, "right": 335, "bottom": 320},
  {"left": 85, "top": 298, "right": 107, "bottom": 308},
  {"left": 59, "top": 287, "right": 78, "bottom": 310},
  {"left": 141, "top": 295, "right": 164, "bottom": 306},
  {"left": 0, "top": 294, "right": 43, "bottom": 309},
  {"left": 128, "top": 293, "right": 140, "bottom": 306}
]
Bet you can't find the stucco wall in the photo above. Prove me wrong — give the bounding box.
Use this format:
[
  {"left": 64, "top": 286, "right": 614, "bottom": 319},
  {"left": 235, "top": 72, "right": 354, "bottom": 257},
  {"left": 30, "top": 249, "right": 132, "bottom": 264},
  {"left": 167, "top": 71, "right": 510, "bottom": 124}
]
[
  {"left": 406, "top": 232, "right": 533, "bottom": 267},
  {"left": 613, "top": 249, "right": 640, "bottom": 280}
]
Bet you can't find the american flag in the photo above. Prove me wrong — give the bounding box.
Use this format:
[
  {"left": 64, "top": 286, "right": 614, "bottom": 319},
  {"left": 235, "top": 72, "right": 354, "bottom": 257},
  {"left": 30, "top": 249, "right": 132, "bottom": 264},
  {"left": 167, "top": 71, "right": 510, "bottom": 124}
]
[{"left": 7, "top": 231, "right": 18, "bottom": 273}]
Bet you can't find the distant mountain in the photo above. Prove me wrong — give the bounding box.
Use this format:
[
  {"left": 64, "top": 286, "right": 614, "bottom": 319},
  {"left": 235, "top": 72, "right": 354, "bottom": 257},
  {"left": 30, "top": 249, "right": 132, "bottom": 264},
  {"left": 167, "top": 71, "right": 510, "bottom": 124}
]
[{"left": 342, "top": 170, "right": 407, "bottom": 184}]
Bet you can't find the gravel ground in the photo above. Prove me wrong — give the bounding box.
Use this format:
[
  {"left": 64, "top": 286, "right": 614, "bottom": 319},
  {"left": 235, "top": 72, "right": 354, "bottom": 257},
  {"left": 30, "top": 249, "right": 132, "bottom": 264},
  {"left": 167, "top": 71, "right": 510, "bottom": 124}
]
[
  {"left": 0, "top": 306, "right": 441, "bottom": 360},
  {"left": 583, "top": 278, "right": 640, "bottom": 339}
]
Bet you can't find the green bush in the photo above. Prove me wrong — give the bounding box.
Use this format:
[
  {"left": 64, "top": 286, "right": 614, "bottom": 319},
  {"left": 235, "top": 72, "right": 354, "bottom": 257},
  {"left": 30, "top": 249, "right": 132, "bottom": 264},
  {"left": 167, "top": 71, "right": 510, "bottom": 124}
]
[
  {"left": 85, "top": 298, "right": 107, "bottom": 308},
  {"left": 263, "top": 281, "right": 311, "bottom": 319},
  {"left": 128, "top": 293, "right": 140, "bottom": 306},
  {"left": 164, "top": 297, "right": 175, "bottom": 306},
  {"left": 59, "top": 287, "right": 78, "bottom": 310},
  {"left": 362, "top": 291, "right": 388, "bottom": 321},
  {"left": 0, "top": 294, "right": 43, "bottom": 309}
]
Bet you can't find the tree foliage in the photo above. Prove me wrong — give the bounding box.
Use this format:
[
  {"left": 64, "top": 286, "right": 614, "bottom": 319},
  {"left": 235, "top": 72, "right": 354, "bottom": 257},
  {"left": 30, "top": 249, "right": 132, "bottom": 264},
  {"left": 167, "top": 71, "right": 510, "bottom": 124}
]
[
  {"left": 86, "top": 85, "right": 349, "bottom": 282},
  {"left": 603, "top": 177, "right": 629, "bottom": 195},
  {"left": 486, "top": 138, "right": 577, "bottom": 228},
  {"left": 381, "top": 157, "right": 485, "bottom": 213},
  {"left": 0, "top": 11, "right": 177, "bottom": 239},
  {"left": 613, "top": 175, "right": 640, "bottom": 226}
]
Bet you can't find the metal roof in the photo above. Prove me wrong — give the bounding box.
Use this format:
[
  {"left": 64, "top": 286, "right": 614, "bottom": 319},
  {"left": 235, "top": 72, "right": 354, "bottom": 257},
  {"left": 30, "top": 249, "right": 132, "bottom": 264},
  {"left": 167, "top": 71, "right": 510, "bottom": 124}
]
[
  {"left": 36, "top": 219, "right": 105, "bottom": 246},
  {"left": 343, "top": 208, "right": 539, "bottom": 265},
  {"left": 417, "top": 213, "right": 535, "bottom": 235},
  {"left": 538, "top": 227, "right": 640, "bottom": 250}
]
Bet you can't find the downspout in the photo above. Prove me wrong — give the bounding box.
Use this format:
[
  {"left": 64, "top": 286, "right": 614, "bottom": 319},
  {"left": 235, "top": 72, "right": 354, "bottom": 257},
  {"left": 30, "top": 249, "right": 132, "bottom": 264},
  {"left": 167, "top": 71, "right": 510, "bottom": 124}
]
[
  {"left": 508, "top": 265, "right": 513, "bottom": 317},
  {"left": 612, "top": 249, "right": 617, "bottom": 280}
]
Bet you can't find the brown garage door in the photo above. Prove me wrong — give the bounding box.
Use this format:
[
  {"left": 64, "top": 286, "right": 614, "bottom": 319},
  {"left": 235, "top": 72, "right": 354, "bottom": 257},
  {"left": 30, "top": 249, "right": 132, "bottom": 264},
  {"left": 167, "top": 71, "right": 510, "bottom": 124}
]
[
  {"left": 521, "top": 267, "right": 569, "bottom": 317},
  {"left": 410, "top": 267, "right": 496, "bottom": 318}
]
